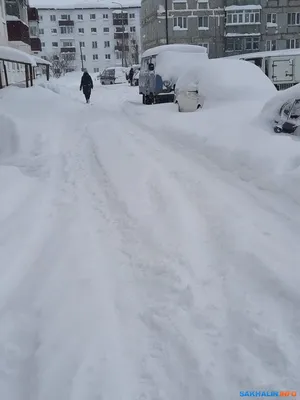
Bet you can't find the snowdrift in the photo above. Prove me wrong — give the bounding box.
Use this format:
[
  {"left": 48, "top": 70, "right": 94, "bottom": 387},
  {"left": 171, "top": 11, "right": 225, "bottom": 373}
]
[{"left": 195, "top": 58, "right": 276, "bottom": 106}]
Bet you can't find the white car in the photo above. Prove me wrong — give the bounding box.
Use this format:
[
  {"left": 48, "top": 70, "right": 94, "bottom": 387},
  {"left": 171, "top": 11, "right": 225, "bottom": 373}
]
[
  {"left": 175, "top": 58, "right": 276, "bottom": 112},
  {"left": 174, "top": 68, "right": 204, "bottom": 112}
]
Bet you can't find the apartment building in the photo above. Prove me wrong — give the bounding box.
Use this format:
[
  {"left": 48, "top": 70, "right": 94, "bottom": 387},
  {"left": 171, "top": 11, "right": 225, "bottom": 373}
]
[
  {"left": 141, "top": 0, "right": 300, "bottom": 58},
  {"left": 37, "top": 4, "right": 141, "bottom": 74}
]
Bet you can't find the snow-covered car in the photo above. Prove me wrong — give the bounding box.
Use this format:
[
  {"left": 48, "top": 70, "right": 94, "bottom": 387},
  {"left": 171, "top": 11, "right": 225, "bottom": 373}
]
[
  {"left": 260, "top": 83, "right": 300, "bottom": 135},
  {"left": 175, "top": 58, "right": 277, "bottom": 112},
  {"left": 274, "top": 99, "right": 300, "bottom": 134}
]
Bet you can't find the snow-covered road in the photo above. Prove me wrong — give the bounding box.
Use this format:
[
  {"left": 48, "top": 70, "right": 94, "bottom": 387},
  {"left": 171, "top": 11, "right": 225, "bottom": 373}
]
[{"left": 0, "top": 77, "right": 299, "bottom": 400}]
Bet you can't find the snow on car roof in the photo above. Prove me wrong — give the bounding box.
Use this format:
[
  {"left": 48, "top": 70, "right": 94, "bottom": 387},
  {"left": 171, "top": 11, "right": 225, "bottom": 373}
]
[
  {"left": 0, "top": 46, "right": 37, "bottom": 66},
  {"left": 226, "top": 48, "right": 300, "bottom": 60},
  {"left": 142, "top": 44, "right": 207, "bottom": 58}
]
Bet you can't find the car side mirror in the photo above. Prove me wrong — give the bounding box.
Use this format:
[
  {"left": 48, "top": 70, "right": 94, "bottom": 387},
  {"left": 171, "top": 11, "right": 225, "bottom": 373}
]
[{"left": 148, "top": 63, "right": 154, "bottom": 71}]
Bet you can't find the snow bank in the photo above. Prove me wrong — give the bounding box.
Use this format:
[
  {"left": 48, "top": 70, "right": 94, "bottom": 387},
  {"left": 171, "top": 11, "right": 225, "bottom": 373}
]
[
  {"left": 125, "top": 91, "right": 300, "bottom": 205},
  {"left": 155, "top": 51, "right": 208, "bottom": 84},
  {"left": 259, "top": 83, "right": 300, "bottom": 125},
  {"left": 196, "top": 58, "right": 276, "bottom": 106}
]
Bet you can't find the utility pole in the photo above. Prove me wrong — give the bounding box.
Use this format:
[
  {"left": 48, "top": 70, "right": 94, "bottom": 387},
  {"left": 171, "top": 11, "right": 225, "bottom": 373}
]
[
  {"left": 113, "top": 1, "right": 125, "bottom": 67},
  {"left": 79, "top": 42, "right": 84, "bottom": 71},
  {"left": 165, "top": 0, "right": 169, "bottom": 44}
]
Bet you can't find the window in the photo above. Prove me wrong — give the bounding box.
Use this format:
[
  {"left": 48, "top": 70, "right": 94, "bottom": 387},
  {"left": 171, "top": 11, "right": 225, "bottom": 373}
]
[
  {"left": 286, "top": 38, "right": 300, "bottom": 49},
  {"left": 130, "top": 26, "right": 136, "bottom": 32},
  {"left": 226, "top": 10, "right": 260, "bottom": 25},
  {"left": 78, "top": 14, "right": 83, "bottom": 20},
  {"left": 105, "top": 54, "right": 111, "bottom": 59},
  {"left": 80, "top": 41, "right": 85, "bottom": 47},
  {"left": 42, "top": 42, "right": 45, "bottom": 47},
  {"left": 267, "top": 13, "right": 277, "bottom": 24},
  {"left": 104, "top": 27, "right": 109, "bottom": 33},
  {"left": 129, "top": 13, "right": 135, "bottom": 18},
  {"left": 52, "top": 41, "right": 58, "bottom": 47},
  {"left": 61, "top": 14, "right": 70, "bottom": 20},
  {"left": 81, "top": 54, "right": 86, "bottom": 61},
  {"left": 104, "top": 40, "right": 110, "bottom": 47},
  {"left": 245, "top": 37, "right": 259, "bottom": 50},
  {"left": 266, "top": 39, "right": 276, "bottom": 51},
  {"left": 93, "top": 54, "right": 98, "bottom": 60},
  {"left": 30, "top": 26, "right": 37, "bottom": 36},
  {"left": 288, "top": 12, "right": 300, "bottom": 25},
  {"left": 51, "top": 28, "right": 57, "bottom": 34},
  {"left": 226, "top": 38, "right": 242, "bottom": 51},
  {"left": 90, "top": 13, "right": 96, "bottom": 20},
  {"left": 39, "top": 28, "right": 44, "bottom": 34},
  {"left": 92, "top": 41, "right": 98, "bottom": 48},
  {"left": 198, "top": 16, "right": 209, "bottom": 28},
  {"left": 94, "top": 67, "right": 100, "bottom": 73},
  {"left": 103, "top": 13, "right": 108, "bottom": 19},
  {"left": 91, "top": 27, "right": 97, "bottom": 33},
  {"left": 62, "top": 41, "right": 73, "bottom": 47},
  {"left": 60, "top": 26, "right": 74, "bottom": 34},
  {"left": 78, "top": 28, "right": 84, "bottom": 33},
  {"left": 173, "top": 16, "right": 187, "bottom": 29}
]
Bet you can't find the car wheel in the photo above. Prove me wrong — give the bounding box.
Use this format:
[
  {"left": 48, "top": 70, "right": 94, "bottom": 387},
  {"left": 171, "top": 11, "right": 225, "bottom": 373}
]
[{"left": 274, "top": 126, "right": 283, "bottom": 133}]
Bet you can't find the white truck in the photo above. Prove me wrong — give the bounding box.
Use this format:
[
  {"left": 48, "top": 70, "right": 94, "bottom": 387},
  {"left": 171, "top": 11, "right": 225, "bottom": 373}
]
[{"left": 228, "top": 49, "right": 300, "bottom": 90}]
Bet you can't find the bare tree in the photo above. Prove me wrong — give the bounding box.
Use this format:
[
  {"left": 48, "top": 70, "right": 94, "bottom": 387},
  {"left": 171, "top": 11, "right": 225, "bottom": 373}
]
[{"left": 46, "top": 52, "right": 76, "bottom": 78}]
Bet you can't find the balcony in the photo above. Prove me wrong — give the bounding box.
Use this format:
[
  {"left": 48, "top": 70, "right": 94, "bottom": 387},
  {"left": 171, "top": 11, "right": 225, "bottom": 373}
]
[
  {"left": 114, "top": 32, "right": 129, "bottom": 39},
  {"left": 59, "top": 20, "right": 74, "bottom": 26},
  {"left": 115, "top": 44, "right": 129, "bottom": 51},
  {"left": 113, "top": 17, "right": 128, "bottom": 25},
  {"left": 7, "top": 20, "right": 30, "bottom": 45},
  {"left": 60, "top": 47, "right": 76, "bottom": 53},
  {"left": 28, "top": 7, "right": 39, "bottom": 21},
  {"left": 30, "top": 37, "right": 41, "bottom": 51}
]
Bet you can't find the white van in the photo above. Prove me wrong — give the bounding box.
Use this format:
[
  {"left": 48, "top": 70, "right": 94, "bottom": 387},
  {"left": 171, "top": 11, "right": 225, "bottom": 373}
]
[{"left": 227, "top": 49, "right": 300, "bottom": 90}]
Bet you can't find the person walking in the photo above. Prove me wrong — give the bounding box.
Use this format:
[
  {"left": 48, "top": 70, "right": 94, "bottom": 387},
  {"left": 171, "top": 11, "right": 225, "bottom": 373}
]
[
  {"left": 128, "top": 67, "right": 134, "bottom": 86},
  {"left": 80, "top": 69, "right": 93, "bottom": 103}
]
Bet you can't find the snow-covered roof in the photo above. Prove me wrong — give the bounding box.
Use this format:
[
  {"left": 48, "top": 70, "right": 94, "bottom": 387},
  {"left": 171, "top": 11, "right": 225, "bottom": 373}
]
[
  {"left": 225, "top": 32, "right": 260, "bottom": 37},
  {"left": 34, "top": 0, "right": 140, "bottom": 9},
  {"left": 227, "top": 48, "right": 300, "bottom": 60},
  {"left": 225, "top": 4, "right": 262, "bottom": 10},
  {"left": 142, "top": 44, "right": 207, "bottom": 58},
  {"left": 34, "top": 55, "right": 52, "bottom": 66},
  {"left": 0, "top": 46, "right": 37, "bottom": 66}
]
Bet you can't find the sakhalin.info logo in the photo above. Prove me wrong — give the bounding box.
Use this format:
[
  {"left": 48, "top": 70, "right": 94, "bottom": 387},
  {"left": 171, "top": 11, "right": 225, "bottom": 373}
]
[{"left": 240, "top": 391, "right": 297, "bottom": 397}]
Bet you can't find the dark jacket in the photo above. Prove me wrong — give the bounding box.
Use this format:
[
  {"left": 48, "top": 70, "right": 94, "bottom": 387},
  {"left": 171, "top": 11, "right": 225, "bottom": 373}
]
[
  {"left": 128, "top": 68, "right": 134, "bottom": 80},
  {"left": 80, "top": 72, "right": 93, "bottom": 91}
]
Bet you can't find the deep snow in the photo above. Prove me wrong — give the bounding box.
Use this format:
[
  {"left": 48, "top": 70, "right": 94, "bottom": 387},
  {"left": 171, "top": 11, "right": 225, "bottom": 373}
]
[{"left": 0, "top": 75, "right": 300, "bottom": 400}]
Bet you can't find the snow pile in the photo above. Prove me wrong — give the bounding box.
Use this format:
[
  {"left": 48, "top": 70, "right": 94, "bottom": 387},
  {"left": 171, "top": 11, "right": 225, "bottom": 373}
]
[
  {"left": 259, "top": 83, "right": 300, "bottom": 125},
  {"left": 195, "top": 58, "right": 276, "bottom": 106},
  {"left": 124, "top": 90, "right": 300, "bottom": 204},
  {"left": 155, "top": 51, "right": 208, "bottom": 84}
]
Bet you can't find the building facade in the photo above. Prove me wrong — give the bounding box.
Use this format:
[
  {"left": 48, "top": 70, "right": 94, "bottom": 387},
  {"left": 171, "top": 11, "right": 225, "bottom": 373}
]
[
  {"left": 141, "top": 0, "right": 300, "bottom": 58},
  {"left": 37, "top": 5, "right": 141, "bottom": 74}
]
